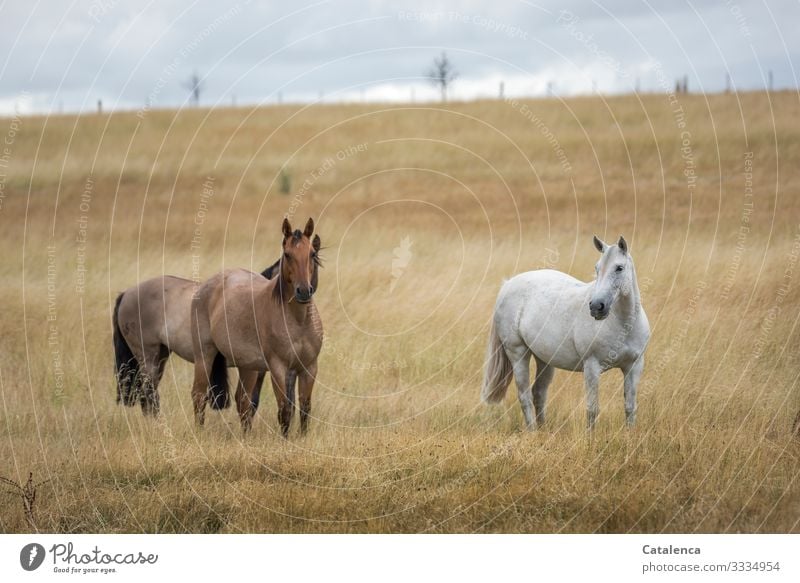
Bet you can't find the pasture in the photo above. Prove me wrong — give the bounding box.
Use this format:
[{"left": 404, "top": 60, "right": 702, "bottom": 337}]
[{"left": 0, "top": 91, "right": 798, "bottom": 533}]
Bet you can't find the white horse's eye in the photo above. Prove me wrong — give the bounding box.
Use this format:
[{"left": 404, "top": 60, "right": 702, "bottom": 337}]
[{"left": 615, "top": 265, "right": 624, "bottom": 272}]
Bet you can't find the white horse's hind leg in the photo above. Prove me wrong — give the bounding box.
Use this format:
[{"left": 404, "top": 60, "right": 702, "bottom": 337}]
[
  {"left": 508, "top": 346, "right": 534, "bottom": 430},
  {"left": 532, "top": 356, "right": 554, "bottom": 428},
  {"left": 622, "top": 356, "right": 644, "bottom": 426},
  {"left": 583, "top": 358, "right": 601, "bottom": 429}
]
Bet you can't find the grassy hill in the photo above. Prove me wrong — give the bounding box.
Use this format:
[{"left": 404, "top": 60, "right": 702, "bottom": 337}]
[{"left": 0, "top": 91, "right": 798, "bottom": 532}]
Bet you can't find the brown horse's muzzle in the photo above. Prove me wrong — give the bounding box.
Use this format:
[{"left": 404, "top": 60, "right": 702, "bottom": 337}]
[{"left": 295, "top": 285, "right": 314, "bottom": 303}]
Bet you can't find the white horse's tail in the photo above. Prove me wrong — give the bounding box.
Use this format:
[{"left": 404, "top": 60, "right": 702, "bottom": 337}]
[{"left": 481, "top": 318, "right": 513, "bottom": 404}]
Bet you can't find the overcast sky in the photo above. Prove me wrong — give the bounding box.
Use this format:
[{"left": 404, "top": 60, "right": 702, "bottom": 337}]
[{"left": 0, "top": 0, "right": 797, "bottom": 114}]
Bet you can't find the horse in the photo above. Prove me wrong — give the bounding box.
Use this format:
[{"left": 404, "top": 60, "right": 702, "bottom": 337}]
[
  {"left": 112, "top": 260, "right": 280, "bottom": 416},
  {"left": 190, "top": 217, "right": 323, "bottom": 435},
  {"left": 481, "top": 235, "right": 650, "bottom": 430}
]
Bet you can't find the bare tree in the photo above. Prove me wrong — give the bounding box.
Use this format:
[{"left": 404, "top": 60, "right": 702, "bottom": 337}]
[
  {"left": 183, "top": 71, "right": 203, "bottom": 107},
  {"left": 428, "top": 52, "right": 458, "bottom": 103}
]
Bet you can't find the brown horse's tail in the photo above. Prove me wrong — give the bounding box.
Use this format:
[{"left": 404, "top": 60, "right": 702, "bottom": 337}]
[
  {"left": 208, "top": 352, "right": 230, "bottom": 410},
  {"left": 113, "top": 293, "right": 140, "bottom": 406},
  {"left": 481, "top": 317, "right": 513, "bottom": 404}
]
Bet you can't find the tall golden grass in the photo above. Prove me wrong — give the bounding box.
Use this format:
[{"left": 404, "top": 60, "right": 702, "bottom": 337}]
[{"left": 0, "top": 91, "right": 798, "bottom": 532}]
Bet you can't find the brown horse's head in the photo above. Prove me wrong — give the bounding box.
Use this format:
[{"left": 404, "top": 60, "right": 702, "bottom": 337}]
[{"left": 275, "top": 217, "right": 321, "bottom": 304}]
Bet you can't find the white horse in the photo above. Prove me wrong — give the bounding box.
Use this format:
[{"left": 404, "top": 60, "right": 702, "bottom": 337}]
[{"left": 481, "top": 235, "right": 650, "bottom": 429}]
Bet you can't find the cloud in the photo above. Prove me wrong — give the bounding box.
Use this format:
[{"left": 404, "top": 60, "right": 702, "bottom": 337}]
[{"left": 0, "top": 0, "right": 797, "bottom": 115}]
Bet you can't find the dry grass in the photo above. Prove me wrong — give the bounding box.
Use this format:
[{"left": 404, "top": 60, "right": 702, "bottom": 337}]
[{"left": 0, "top": 91, "right": 799, "bottom": 533}]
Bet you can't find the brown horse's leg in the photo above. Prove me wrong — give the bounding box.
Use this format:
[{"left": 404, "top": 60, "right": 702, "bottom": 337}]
[
  {"left": 298, "top": 363, "right": 317, "bottom": 435},
  {"left": 236, "top": 369, "right": 261, "bottom": 433},
  {"left": 140, "top": 344, "right": 168, "bottom": 417},
  {"left": 252, "top": 372, "right": 266, "bottom": 413},
  {"left": 149, "top": 345, "right": 170, "bottom": 416},
  {"left": 126, "top": 341, "right": 148, "bottom": 414},
  {"left": 191, "top": 351, "right": 218, "bottom": 426},
  {"left": 268, "top": 362, "right": 295, "bottom": 437}
]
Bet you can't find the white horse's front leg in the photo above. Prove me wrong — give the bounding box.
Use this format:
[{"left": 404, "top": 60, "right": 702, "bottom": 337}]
[
  {"left": 532, "top": 356, "right": 554, "bottom": 429},
  {"left": 583, "top": 358, "right": 601, "bottom": 430},
  {"left": 509, "top": 349, "right": 534, "bottom": 430},
  {"left": 622, "top": 356, "right": 644, "bottom": 426}
]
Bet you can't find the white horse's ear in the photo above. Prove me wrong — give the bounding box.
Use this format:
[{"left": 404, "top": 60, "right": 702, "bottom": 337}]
[
  {"left": 618, "top": 236, "right": 628, "bottom": 254},
  {"left": 593, "top": 235, "right": 606, "bottom": 253}
]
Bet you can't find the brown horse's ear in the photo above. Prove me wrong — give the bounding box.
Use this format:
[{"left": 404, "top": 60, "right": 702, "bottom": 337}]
[
  {"left": 593, "top": 235, "right": 606, "bottom": 253},
  {"left": 618, "top": 235, "right": 628, "bottom": 254},
  {"left": 304, "top": 217, "right": 314, "bottom": 238},
  {"left": 312, "top": 234, "right": 321, "bottom": 252},
  {"left": 282, "top": 217, "right": 292, "bottom": 239}
]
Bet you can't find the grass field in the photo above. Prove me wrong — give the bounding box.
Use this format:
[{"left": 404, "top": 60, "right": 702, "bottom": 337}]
[{"left": 0, "top": 91, "right": 798, "bottom": 533}]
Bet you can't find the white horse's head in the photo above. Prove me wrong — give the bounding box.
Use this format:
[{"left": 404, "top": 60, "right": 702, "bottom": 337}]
[{"left": 589, "top": 235, "right": 634, "bottom": 320}]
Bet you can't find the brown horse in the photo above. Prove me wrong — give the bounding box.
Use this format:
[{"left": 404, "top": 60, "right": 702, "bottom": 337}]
[
  {"left": 112, "top": 261, "right": 279, "bottom": 415},
  {"left": 190, "top": 217, "right": 322, "bottom": 435}
]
